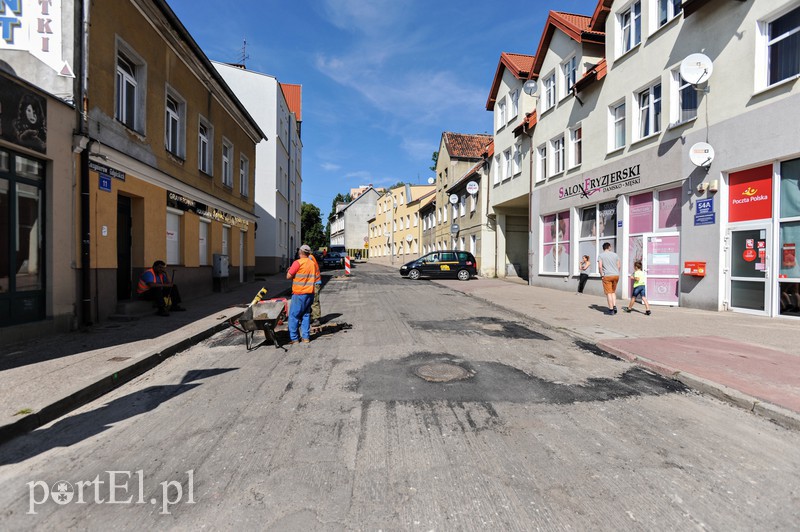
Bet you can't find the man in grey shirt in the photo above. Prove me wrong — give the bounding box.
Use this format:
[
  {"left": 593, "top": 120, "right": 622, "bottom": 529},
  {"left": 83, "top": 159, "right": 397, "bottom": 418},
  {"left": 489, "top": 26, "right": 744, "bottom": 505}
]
[{"left": 597, "top": 242, "right": 621, "bottom": 315}]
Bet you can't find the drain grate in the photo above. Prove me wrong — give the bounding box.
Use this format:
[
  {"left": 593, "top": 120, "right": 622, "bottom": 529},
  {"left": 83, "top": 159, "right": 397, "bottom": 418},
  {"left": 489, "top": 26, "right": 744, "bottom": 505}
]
[{"left": 414, "top": 362, "right": 473, "bottom": 383}]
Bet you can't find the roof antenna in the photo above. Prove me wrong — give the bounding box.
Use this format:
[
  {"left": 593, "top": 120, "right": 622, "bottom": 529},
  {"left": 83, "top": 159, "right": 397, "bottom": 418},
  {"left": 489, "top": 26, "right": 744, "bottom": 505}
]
[{"left": 239, "top": 38, "right": 249, "bottom": 68}]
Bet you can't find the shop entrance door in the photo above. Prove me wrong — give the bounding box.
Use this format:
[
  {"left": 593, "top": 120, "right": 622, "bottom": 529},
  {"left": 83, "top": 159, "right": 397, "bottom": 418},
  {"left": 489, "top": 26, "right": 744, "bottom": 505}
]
[
  {"left": 642, "top": 232, "right": 681, "bottom": 305},
  {"left": 727, "top": 224, "right": 771, "bottom": 315},
  {"left": 116, "top": 196, "right": 132, "bottom": 300}
]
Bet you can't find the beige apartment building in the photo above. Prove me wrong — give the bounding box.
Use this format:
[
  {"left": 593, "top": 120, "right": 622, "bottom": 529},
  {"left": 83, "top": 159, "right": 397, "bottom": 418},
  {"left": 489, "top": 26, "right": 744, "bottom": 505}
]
[{"left": 368, "top": 184, "right": 435, "bottom": 266}]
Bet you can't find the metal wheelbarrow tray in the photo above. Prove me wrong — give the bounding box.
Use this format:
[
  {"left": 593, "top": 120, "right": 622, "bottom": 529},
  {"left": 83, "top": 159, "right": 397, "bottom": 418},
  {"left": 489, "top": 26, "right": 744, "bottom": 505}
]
[{"left": 230, "top": 298, "right": 288, "bottom": 349}]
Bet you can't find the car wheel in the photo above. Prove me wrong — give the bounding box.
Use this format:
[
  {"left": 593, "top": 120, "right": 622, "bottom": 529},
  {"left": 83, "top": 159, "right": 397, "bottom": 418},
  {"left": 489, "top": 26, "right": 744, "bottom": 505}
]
[
  {"left": 457, "top": 269, "right": 471, "bottom": 281},
  {"left": 408, "top": 268, "right": 421, "bottom": 280}
]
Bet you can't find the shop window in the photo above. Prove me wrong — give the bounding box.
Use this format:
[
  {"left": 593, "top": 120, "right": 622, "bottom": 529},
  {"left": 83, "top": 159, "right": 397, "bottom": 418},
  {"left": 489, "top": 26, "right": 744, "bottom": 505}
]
[
  {"left": 780, "top": 158, "right": 800, "bottom": 316},
  {"left": 199, "top": 219, "right": 210, "bottom": 266},
  {"left": 542, "top": 211, "right": 570, "bottom": 274},
  {"left": 166, "top": 211, "right": 182, "bottom": 265},
  {"left": 222, "top": 225, "right": 230, "bottom": 256},
  {"left": 657, "top": 186, "right": 682, "bottom": 228},
  {"left": 579, "top": 201, "right": 617, "bottom": 274}
]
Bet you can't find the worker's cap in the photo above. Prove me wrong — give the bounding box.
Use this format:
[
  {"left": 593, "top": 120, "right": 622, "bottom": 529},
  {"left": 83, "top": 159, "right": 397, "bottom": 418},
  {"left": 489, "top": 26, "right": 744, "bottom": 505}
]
[{"left": 299, "top": 244, "right": 312, "bottom": 253}]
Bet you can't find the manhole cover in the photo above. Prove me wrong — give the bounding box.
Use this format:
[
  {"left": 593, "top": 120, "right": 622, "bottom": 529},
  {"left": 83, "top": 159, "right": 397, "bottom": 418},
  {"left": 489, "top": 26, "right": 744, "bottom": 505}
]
[{"left": 414, "top": 363, "right": 472, "bottom": 383}]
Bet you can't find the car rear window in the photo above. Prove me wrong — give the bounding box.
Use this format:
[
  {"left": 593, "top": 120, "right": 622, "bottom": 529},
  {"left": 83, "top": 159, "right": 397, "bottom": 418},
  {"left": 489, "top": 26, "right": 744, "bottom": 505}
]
[{"left": 457, "top": 252, "right": 473, "bottom": 262}]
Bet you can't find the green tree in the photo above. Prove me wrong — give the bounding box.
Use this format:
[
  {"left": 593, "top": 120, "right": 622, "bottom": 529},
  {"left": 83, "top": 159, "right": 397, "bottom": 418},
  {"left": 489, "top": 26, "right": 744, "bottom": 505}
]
[
  {"left": 429, "top": 151, "right": 439, "bottom": 172},
  {"left": 300, "top": 202, "right": 326, "bottom": 250},
  {"left": 389, "top": 181, "right": 406, "bottom": 190},
  {"left": 329, "top": 193, "right": 352, "bottom": 221}
]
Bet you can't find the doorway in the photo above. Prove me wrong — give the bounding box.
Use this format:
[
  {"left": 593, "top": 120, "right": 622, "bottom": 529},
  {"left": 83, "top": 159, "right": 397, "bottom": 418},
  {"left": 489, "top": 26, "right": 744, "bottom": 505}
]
[
  {"left": 642, "top": 232, "right": 681, "bottom": 305},
  {"left": 117, "top": 195, "right": 132, "bottom": 300},
  {"left": 727, "top": 223, "right": 771, "bottom": 315}
]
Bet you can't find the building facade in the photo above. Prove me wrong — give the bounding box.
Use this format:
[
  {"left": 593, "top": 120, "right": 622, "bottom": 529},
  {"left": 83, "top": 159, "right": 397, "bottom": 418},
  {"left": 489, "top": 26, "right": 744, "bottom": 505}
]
[
  {"left": 524, "top": 0, "right": 800, "bottom": 318},
  {"left": 486, "top": 53, "right": 537, "bottom": 279},
  {"left": 368, "top": 184, "right": 435, "bottom": 264},
  {"left": 329, "top": 187, "right": 381, "bottom": 256},
  {"left": 214, "top": 62, "right": 303, "bottom": 274}
]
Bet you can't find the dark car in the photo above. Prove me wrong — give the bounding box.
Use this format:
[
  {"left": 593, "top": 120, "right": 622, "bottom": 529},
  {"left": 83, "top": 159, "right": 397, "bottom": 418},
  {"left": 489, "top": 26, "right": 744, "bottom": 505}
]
[
  {"left": 322, "top": 252, "right": 345, "bottom": 268},
  {"left": 399, "top": 250, "right": 477, "bottom": 281}
]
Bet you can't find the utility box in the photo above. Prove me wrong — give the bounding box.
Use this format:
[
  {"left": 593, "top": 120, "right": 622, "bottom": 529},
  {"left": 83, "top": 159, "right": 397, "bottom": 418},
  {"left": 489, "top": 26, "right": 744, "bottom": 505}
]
[{"left": 213, "top": 254, "right": 229, "bottom": 278}]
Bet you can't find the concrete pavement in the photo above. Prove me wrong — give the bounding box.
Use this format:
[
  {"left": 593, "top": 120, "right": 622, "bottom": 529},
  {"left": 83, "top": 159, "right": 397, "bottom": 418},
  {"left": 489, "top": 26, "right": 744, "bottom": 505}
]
[
  {"left": 1, "top": 262, "right": 798, "bottom": 446},
  {"left": 0, "top": 275, "right": 292, "bottom": 443}
]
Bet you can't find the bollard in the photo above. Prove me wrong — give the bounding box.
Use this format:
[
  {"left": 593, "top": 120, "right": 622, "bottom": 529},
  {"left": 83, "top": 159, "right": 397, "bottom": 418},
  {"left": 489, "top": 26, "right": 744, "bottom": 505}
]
[{"left": 345, "top": 256, "right": 351, "bottom": 275}]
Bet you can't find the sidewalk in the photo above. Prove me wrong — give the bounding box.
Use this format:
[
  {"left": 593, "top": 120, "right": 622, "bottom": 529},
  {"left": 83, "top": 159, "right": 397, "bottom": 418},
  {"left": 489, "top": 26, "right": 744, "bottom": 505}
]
[
  {"left": 0, "top": 276, "right": 291, "bottom": 443},
  {"left": 431, "top": 273, "right": 800, "bottom": 430}
]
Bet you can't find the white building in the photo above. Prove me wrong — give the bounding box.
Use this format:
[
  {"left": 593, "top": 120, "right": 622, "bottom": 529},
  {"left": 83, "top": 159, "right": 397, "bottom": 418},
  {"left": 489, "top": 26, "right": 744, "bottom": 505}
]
[
  {"left": 214, "top": 62, "right": 303, "bottom": 273},
  {"left": 329, "top": 187, "right": 382, "bottom": 254},
  {"left": 520, "top": 0, "right": 800, "bottom": 318}
]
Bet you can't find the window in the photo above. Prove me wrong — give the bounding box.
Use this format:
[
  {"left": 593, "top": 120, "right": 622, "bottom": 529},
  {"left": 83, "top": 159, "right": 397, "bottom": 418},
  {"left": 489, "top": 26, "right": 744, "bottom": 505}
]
[
  {"left": 198, "top": 219, "right": 210, "bottom": 266},
  {"left": 165, "top": 91, "right": 185, "bottom": 157},
  {"left": 222, "top": 140, "right": 233, "bottom": 187},
  {"left": 765, "top": 6, "right": 800, "bottom": 86},
  {"left": 657, "top": 0, "right": 681, "bottom": 28},
  {"left": 459, "top": 236, "right": 465, "bottom": 251},
  {"left": 510, "top": 89, "right": 520, "bottom": 118},
  {"left": 561, "top": 56, "right": 577, "bottom": 97},
  {"left": 537, "top": 144, "right": 547, "bottom": 182},
  {"left": 569, "top": 127, "right": 582, "bottom": 168},
  {"left": 542, "top": 211, "right": 570, "bottom": 273},
  {"left": 470, "top": 193, "right": 476, "bottom": 213},
  {"left": 166, "top": 210, "right": 182, "bottom": 265},
  {"left": 610, "top": 101, "right": 626, "bottom": 150},
  {"left": 452, "top": 203, "right": 458, "bottom": 221},
  {"left": 543, "top": 73, "right": 556, "bottom": 110},
  {"left": 513, "top": 142, "right": 522, "bottom": 175},
  {"left": 470, "top": 234, "right": 476, "bottom": 254},
  {"left": 503, "top": 148, "right": 512, "bottom": 180},
  {"left": 637, "top": 82, "right": 662, "bottom": 139},
  {"left": 578, "top": 201, "right": 617, "bottom": 274},
  {"left": 552, "top": 136, "right": 565, "bottom": 174},
  {"left": 222, "top": 226, "right": 230, "bottom": 256},
  {"left": 239, "top": 155, "right": 249, "bottom": 196},
  {"left": 672, "top": 69, "right": 697, "bottom": 124},
  {"left": 493, "top": 155, "right": 501, "bottom": 185},
  {"left": 619, "top": 1, "right": 642, "bottom": 54},
  {"left": 497, "top": 97, "right": 507, "bottom": 130},
  {"left": 460, "top": 195, "right": 466, "bottom": 217},
  {"left": 198, "top": 120, "right": 212, "bottom": 174},
  {"left": 115, "top": 50, "right": 143, "bottom": 131},
  {"left": 779, "top": 158, "right": 800, "bottom": 315},
  {"left": 414, "top": 213, "right": 418, "bottom": 227}
]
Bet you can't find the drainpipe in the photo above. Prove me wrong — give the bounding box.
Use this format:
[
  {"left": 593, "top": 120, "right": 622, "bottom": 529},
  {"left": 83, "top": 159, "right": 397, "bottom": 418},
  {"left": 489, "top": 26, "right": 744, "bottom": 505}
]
[{"left": 78, "top": 0, "right": 92, "bottom": 325}]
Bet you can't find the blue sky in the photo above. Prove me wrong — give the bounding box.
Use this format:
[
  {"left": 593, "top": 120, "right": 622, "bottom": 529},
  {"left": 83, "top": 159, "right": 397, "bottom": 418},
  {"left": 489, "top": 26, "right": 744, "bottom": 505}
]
[{"left": 166, "top": 0, "right": 600, "bottom": 220}]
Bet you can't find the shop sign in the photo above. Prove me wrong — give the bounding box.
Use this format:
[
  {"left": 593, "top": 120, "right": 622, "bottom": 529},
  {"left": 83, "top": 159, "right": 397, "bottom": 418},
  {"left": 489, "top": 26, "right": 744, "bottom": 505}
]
[
  {"left": 89, "top": 161, "right": 125, "bottom": 181},
  {"left": 167, "top": 191, "right": 250, "bottom": 229},
  {"left": 559, "top": 164, "right": 641, "bottom": 200},
  {"left": 743, "top": 249, "right": 757, "bottom": 262},
  {"left": 728, "top": 165, "right": 772, "bottom": 222},
  {"left": 0, "top": 76, "right": 47, "bottom": 153}
]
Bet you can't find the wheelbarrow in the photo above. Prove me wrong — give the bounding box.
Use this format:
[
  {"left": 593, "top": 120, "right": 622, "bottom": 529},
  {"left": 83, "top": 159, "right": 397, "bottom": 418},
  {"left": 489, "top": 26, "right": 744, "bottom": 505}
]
[{"left": 229, "top": 289, "right": 289, "bottom": 349}]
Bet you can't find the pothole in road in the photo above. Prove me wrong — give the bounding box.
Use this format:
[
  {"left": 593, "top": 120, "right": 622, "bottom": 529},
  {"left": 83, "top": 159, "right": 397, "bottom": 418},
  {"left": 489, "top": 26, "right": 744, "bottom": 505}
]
[{"left": 409, "top": 317, "right": 551, "bottom": 341}]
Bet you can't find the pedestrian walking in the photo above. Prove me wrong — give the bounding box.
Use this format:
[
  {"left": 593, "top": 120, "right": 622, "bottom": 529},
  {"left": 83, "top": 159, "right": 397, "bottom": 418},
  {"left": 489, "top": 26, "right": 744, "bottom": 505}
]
[
  {"left": 623, "top": 261, "right": 652, "bottom": 315},
  {"left": 286, "top": 244, "right": 319, "bottom": 344},
  {"left": 577, "top": 254, "right": 590, "bottom": 294},
  {"left": 597, "top": 242, "right": 621, "bottom": 315}
]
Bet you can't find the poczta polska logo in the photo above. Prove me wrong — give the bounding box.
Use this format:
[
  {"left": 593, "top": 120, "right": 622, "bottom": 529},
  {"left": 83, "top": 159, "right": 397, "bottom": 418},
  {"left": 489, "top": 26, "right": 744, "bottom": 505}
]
[{"left": 27, "top": 470, "right": 195, "bottom": 515}]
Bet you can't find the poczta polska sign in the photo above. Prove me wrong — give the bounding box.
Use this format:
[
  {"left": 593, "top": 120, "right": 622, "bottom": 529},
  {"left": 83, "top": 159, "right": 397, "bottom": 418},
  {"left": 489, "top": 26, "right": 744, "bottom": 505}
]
[{"left": 559, "top": 164, "right": 641, "bottom": 200}]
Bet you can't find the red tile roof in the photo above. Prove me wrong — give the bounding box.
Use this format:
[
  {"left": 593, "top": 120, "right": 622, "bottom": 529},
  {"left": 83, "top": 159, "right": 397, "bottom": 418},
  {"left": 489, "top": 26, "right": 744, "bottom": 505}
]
[
  {"left": 280, "top": 83, "right": 302, "bottom": 122},
  {"left": 512, "top": 110, "right": 538, "bottom": 136},
  {"left": 443, "top": 132, "right": 493, "bottom": 159},
  {"left": 486, "top": 52, "right": 535, "bottom": 110},
  {"left": 574, "top": 58, "right": 607, "bottom": 92},
  {"left": 589, "top": 0, "right": 613, "bottom": 32}
]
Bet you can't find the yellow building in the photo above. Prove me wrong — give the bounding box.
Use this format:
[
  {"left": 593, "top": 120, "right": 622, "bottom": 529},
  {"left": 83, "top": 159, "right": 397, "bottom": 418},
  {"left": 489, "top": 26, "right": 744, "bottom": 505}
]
[
  {"left": 368, "top": 184, "right": 434, "bottom": 265},
  {"left": 80, "top": 0, "right": 265, "bottom": 321}
]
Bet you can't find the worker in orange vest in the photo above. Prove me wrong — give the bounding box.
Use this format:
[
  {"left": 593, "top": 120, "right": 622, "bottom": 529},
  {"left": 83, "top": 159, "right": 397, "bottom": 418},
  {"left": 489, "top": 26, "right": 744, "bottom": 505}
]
[
  {"left": 137, "top": 260, "right": 186, "bottom": 316},
  {"left": 286, "top": 244, "right": 319, "bottom": 343}
]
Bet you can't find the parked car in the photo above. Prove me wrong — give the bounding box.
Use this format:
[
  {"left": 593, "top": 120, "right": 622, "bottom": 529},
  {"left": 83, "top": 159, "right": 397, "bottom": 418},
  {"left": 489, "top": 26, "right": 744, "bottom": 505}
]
[
  {"left": 322, "top": 251, "right": 345, "bottom": 268},
  {"left": 399, "top": 251, "right": 477, "bottom": 281}
]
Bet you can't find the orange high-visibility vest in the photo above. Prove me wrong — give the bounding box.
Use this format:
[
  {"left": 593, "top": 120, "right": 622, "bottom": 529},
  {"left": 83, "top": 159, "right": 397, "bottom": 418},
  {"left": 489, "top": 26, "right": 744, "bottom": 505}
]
[
  {"left": 291, "top": 258, "right": 317, "bottom": 294},
  {"left": 137, "top": 268, "right": 165, "bottom": 294}
]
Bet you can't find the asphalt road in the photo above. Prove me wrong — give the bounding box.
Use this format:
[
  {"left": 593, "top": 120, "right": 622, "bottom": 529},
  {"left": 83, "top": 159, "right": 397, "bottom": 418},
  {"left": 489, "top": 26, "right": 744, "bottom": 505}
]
[{"left": 1, "top": 264, "right": 799, "bottom": 530}]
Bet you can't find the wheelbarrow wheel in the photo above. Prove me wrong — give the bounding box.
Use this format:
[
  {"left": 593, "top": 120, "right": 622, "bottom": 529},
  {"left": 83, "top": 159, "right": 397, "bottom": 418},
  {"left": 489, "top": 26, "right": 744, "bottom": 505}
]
[{"left": 263, "top": 319, "right": 280, "bottom": 349}]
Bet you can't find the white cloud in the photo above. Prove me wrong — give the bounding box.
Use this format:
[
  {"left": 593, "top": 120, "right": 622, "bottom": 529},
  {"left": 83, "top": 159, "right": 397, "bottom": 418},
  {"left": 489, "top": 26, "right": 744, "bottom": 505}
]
[{"left": 320, "top": 162, "right": 341, "bottom": 172}]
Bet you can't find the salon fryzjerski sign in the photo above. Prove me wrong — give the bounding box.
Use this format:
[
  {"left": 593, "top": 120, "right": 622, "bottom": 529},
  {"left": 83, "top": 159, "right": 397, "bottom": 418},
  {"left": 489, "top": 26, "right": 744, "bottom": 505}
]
[{"left": 559, "top": 164, "right": 641, "bottom": 200}]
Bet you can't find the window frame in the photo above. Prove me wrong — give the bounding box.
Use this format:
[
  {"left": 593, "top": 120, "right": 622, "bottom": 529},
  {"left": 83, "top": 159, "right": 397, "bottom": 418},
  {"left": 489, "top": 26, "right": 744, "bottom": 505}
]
[
  {"left": 197, "top": 117, "right": 213, "bottom": 175},
  {"left": 503, "top": 148, "right": 512, "bottom": 181},
  {"left": 656, "top": 0, "right": 682, "bottom": 29},
  {"left": 221, "top": 139, "right": 233, "bottom": 188},
  {"left": 114, "top": 41, "right": 146, "bottom": 134},
  {"left": 636, "top": 81, "right": 662, "bottom": 140},
  {"left": 757, "top": 5, "right": 800, "bottom": 89},
  {"left": 609, "top": 100, "right": 626, "bottom": 151},
  {"left": 537, "top": 144, "right": 548, "bottom": 182},
  {"left": 618, "top": 1, "right": 642, "bottom": 56},
  {"left": 561, "top": 56, "right": 577, "bottom": 98},
  {"left": 551, "top": 135, "right": 565, "bottom": 175},
  {"left": 569, "top": 126, "right": 582, "bottom": 169},
  {"left": 510, "top": 89, "right": 520, "bottom": 118},
  {"left": 512, "top": 141, "right": 522, "bottom": 176},
  {"left": 164, "top": 88, "right": 186, "bottom": 158},
  {"left": 239, "top": 154, "right": 250, "bottom": 197},
  {"left": 496, "top": 97, "right": 507, "bottom": 131},
  {"left": 670, "top": 69, "right": 697, "bottom": 126},
  {"left": 543, "top": 72, "right": 556, "bottom": 111}
]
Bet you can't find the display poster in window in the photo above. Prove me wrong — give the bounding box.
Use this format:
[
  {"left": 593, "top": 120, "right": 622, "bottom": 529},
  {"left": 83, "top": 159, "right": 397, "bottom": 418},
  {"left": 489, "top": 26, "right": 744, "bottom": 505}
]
[
  {"left": 0, "top": 77, "right": 47, "bottom": 153},
  {"left": 729, "top": 165, "right": 772, "bottom": 222}
]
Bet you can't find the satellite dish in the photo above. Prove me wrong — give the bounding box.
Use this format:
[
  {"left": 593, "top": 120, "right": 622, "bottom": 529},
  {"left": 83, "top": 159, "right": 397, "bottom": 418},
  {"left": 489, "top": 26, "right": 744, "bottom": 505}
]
[
  {"left": 405, "top": 234, "right": 413, "bottom": 243},
  {"left": 449, "top": 194, "right": 459, "bottom": 204},
  {"left": 689, "top": 142, "right": 715, "bottom": 168},
  {"left": 427, "top": 177, "right": 435, "bottom": 184},
  {"left": 522, "top": 79, "right": 538, "bottom": 96},
  {"left": 466, "top": 181, "right": 479, "bottom": 195},
  {"left": 680, "top": 53, "right": 713, "bottom": 85}
]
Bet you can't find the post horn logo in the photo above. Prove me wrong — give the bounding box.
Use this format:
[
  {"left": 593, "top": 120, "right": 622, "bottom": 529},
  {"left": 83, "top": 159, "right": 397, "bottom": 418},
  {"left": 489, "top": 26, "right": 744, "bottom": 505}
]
[{"left": 742, "top": 187, "right": 757, "bottom": 197}]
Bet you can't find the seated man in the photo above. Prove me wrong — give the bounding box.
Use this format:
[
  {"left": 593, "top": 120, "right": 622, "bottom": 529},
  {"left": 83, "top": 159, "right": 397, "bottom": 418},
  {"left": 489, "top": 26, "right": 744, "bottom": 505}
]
[{"left": 137, "top": 260, "right": 186, "bottom": 316}]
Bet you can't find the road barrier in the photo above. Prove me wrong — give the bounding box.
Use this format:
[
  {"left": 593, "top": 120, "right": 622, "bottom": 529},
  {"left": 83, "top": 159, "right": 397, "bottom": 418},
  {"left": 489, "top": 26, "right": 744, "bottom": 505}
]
[{"left": 345, "top": 256, "right": 351, "bottom": 275}]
